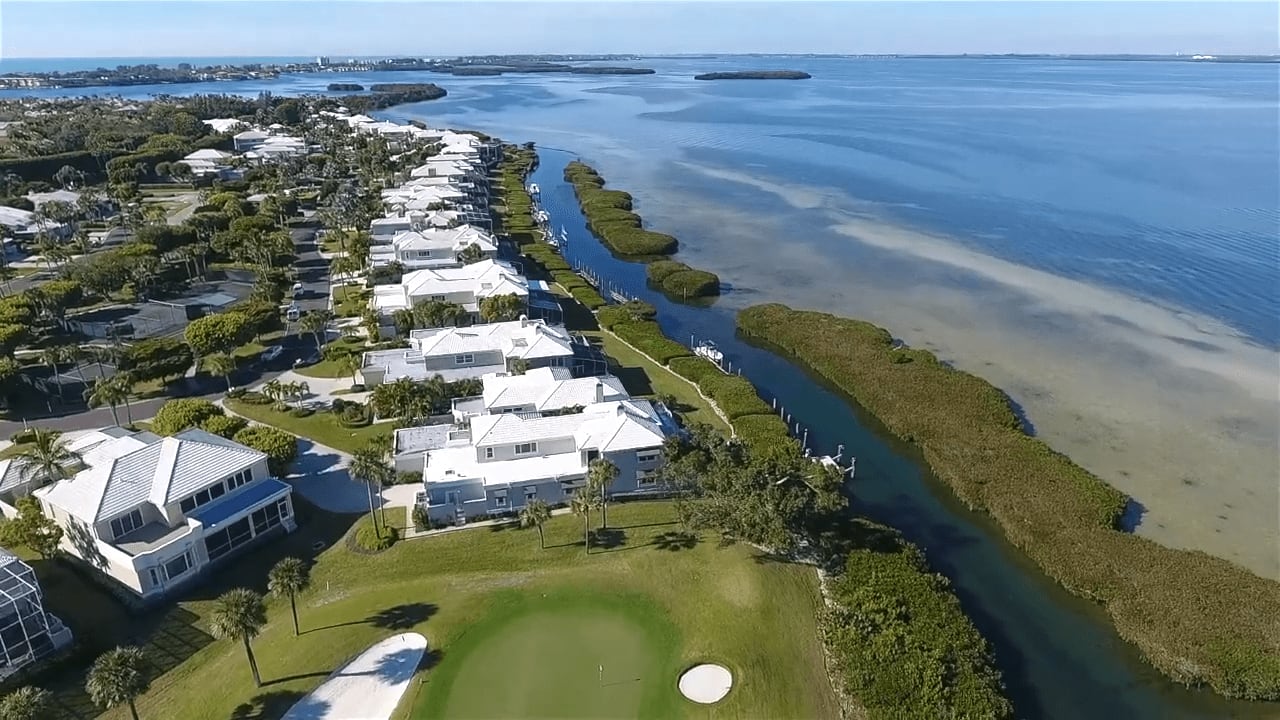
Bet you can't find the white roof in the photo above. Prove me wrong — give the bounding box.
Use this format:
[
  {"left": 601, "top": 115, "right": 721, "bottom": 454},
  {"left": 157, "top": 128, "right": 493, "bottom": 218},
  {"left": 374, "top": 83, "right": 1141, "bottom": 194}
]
[
  {"left": 398, "top": 259, "right": 528, "bottom": 303},
  {"left": 391, "top": 226, "right": 496, "bottom": 254},
  {"left": 24, "top": 189, "right": 80, "bottom": 208},
  {"left": 204, "top": 118, "right": 247, "bottom": 133},
  {"left": 234, "top": 129, "right": 270, "bottom": 140},
  {"left": 481, "top": 368, "right": 627, "bottom": 412},
  {"left": 184, "top": 148, "right": 232, "bottom": 161},
  {"left": 36, "top": 428, "right": 266, "bottom": 523},
  {"left": 424, "top": 401, "right": 665, "bottom": 488},
  {"left": 407, "top": 318, "right": 575, "bottom": 361}
]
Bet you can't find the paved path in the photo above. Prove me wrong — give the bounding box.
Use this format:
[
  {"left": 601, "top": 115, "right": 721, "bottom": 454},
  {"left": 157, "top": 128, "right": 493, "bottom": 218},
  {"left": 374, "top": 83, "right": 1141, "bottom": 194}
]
[{"left": 281, "top": 633, "right": 427, "bottom": 720}]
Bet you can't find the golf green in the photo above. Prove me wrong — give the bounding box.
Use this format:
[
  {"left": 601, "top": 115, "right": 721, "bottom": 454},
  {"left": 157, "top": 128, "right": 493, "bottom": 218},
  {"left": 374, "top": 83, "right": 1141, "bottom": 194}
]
[{"left": 414, "top": 589, "right": 682, "bottom": 718}]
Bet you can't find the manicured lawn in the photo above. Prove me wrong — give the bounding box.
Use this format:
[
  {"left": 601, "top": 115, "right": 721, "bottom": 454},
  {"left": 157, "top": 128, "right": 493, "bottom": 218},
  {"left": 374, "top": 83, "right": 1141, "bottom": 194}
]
[
  {"left": 224, "top": 399, "right": 390, "bottom": 453},
  {"left": 334, "top": 284, "right": 369, "bottom": 318},
  {"left": 586, "top": 329, "right": 732, "bottom": 435},
  {"left": 89, "top": 501, "right": 836, "bottom": 720},
  {"left": 416, "top": 591, "right": 675, "bottom": 719}
]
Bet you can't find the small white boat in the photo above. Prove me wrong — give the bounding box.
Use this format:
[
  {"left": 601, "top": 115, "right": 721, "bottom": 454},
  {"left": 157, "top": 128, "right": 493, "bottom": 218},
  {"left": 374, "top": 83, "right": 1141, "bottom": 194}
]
[
  {"left": 814, "top": 444, "right": 856, "bottom": 479},
  {"left": 559, "top": 227, "right": 569, "bottom": 245},
  {"left": 527, "top": 183, "right": 540, "bottom": 196},
  {"left": 693, "top": 339, "right": 724, "bottom": 366}
]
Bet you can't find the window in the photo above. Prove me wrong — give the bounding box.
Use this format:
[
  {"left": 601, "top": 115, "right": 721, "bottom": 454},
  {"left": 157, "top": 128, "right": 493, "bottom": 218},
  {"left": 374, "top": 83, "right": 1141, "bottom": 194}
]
[
  {"left": 524, "top": 486, "right": 537, "bottom": 502},
  {"left": 227, "top": 469, "right": 251, "bottom": 491},
  {"left": 585, "top": 449, "right": 600, "bottom": 463},
  {"left": 637, "top": 470, "right": 658, "bottom": 487},
  {"left": 430, "top": 294, "right": 446, "bottom": 301},
  {"left": 494, "top": 494, "right": 507, "bottom": 507},
  {"left": 515, "top": 442, "right": 537, "bottom": 456},
  {"left": 148, "top": 567, "right": 161, "bottom": 587},
  {"left": 637, "top": 450, "right": 661, "bottom": 464},
  {"left": 165, "top": 552, "right": 192, "bottom": 580},
  {"left": 454, "top": 354, "right": 474, "bottom": 365},
  {"left": 209, "top": 483, "right": 227, "bottom": 500},
  {"left": 276, "top": 498, "right": 290, "bottom": 520},
  {"left": 484, "top": 447, "right": 494, "bottom": 459},
  {"left": 110, "top": 509, "right": 144, "bottom": 539},
  {"left": 416, "top": 250, "right": 431, "bottom": 258}
]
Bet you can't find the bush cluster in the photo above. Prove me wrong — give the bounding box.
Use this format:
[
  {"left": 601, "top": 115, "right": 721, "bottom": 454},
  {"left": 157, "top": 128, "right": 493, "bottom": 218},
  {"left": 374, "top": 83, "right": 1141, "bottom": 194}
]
[
  {"left": 564, "top": 162, "right": 678, "bottom": 256},
  {"left": 695, "top": 374, "right": 773, "bottom": 419},
  {"left": 736, "top": 303, "right": 1280, "bottom": 700},
  {"left": 730, "top": 413, "right": 797, "bottom": 453},
  {"left": 821, "top": 519, "right": 1013, "bottom": 719},
  {"left": 232, "top": 425, "right": 299, "bottom": 477},
  {"left": 610, "top": 321, "right": 693, "bottom": 365},
  {"left": 646, "top": 260, "right": 721, "bottom": 299},
  {"left": 667, "top": 356, "right": 723, "bottom": 384},
  {"left": 353, "top": 523, "right": 399, "bottom": 552}
]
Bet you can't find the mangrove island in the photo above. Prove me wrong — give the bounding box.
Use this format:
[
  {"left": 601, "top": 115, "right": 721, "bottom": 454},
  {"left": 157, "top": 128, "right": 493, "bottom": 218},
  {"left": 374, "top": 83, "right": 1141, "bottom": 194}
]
[
  {"left": 694, "top": 70, "right": 812, "bottom": 80},
  {"left": 326, "top": 82, "right": 364, "bottom": 91}
]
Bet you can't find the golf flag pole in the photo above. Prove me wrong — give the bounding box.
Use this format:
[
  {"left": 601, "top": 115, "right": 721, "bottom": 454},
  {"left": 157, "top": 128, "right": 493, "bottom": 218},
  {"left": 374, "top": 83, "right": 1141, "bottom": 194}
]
[{"left": 599, "top": 664, "right": 603, "bottom": 686}]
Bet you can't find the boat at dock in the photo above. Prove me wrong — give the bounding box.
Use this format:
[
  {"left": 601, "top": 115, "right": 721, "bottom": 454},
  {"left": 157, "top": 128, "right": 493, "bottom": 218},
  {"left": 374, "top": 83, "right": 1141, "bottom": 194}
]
[
  {"left": 527, "top": 182, "right": 540, "bottom": 197},
  {"left": 693, "top": 338, "right": 725, "bottom": 366}
]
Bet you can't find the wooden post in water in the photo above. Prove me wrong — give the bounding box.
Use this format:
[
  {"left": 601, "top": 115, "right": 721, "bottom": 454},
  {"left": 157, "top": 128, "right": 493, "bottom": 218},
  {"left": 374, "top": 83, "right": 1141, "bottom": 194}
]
[{"left": 801, "top": 428, "right": 809, "bottom": 450}]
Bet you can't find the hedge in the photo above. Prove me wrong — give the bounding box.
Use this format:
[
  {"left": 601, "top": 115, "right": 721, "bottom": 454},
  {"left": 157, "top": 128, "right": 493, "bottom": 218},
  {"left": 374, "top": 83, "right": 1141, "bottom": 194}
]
[
  {"left": 564, "top": 161, "right": 679, "bottom": 256},
  {"left": 736, "top": 303, "right": 1280, "bottom": 700},
  {"left": 646, "top": 260, "right": 721, "bottom": 300},
  {"left": 667, "top": 356, "right": 724, "bottom": 384},
  {"left": 731, "top": 413, "right": 797, "bottom": 452},
  {"left": 233, "top": 425, "right": 299, "bottom": 477},
  {"left": 696, "top": 373, "right": 774, "bottom": 419},
  {"left": 0, "top": 150, "right": 105, "bottom": 182},
  {"left": 610, "top": 321, "right": 693, "bottom": 365}
]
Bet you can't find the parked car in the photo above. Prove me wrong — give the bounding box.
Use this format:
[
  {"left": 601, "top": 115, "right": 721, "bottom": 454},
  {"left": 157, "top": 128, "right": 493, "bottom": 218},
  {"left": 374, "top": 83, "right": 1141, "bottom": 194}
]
[
  {"left": 292, "top": 282, "right": 304, "bottom": 298},
  {"left": 261, "top": 346, "right": 284, "bottom": 363}
]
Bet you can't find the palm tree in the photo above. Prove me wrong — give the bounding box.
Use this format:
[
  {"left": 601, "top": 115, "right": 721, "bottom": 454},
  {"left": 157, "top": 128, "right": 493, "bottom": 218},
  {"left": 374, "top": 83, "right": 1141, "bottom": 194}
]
[
  {"left": 208, "top": 588, "right": 268, "bottom": 688},
  {"left": 40, "top": 346, "right": 66, "bottom": 402},
  {"left": 16, "top": 429, "right": 81, "bottom": 491},
  {"left": 298, "top": 310, "right": 332, "bottom": 353},
  {"left": 0, "top": 685, "right": 53, "bottom": 720},
  {"left": 268, "top": 557, "right": 311, "bottom": 637},
  {"left": 85, "top": 646, "right": 150, "bottom": 720},
  {"left": 337, "top": 353, "right": 361, "bottom": 387},
  {"left": 519, "top": 499, "right": 552, "bottom": 549},
  {"left": 262, "top": 379, "right": 283, "bottom": 406},
  {"left": 571, "top": 493, "right": 593, "bottom": 555},
  {"left": 349, "top": 445, "right": 392, "bottom": 533},
  {"left": 587, "top": 459, "right": 619, "bottom": 529},
  {"left": 85, "top": 374, "right": 130, "bottom": 426},
  {"left": 204, "top": 353, "right": 236, "bottom": 391}
]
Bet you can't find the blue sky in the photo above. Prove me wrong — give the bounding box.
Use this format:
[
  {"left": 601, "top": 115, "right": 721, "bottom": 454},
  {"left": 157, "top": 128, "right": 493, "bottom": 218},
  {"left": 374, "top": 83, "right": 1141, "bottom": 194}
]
[{"left": 1, "top": 1, "right": 1276, "bottom": 58}]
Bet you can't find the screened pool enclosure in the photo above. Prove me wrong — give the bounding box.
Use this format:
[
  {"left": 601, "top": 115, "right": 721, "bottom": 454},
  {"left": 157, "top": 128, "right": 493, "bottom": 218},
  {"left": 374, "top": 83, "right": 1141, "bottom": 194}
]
[{"left": 0, "top": 548, "right": 72, "bottom": 679}]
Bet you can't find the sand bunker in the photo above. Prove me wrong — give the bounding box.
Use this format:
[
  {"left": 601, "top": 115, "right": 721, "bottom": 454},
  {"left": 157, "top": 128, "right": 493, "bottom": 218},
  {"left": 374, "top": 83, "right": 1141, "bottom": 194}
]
[
  {"left": 678, "top": 663, "right": 733, "bottom": 704},
  {"left": 282, "top": 632, "right": 427, "bottom": 720}
]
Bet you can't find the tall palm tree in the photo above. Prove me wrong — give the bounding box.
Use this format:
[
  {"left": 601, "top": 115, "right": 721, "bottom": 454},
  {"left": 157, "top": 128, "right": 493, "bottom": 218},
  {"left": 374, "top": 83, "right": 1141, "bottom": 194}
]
[
  {"left": 337, "top": 353, "right": 361, "bottom": 387},
  {"left": 40, "top": 346, "right": 66, "bottom": 402},
  {"left": 204, "top": 353, "right": 236, "bottom": 391},
  {"left": 16, "top": 429, "right": 81, "bottom": 491},
  {"left": 519, "top": 499, "right": 552, "bottom": 550},
  {"left": 267, "top": 557, "right": 311, "bottom": 637},
  {"left": 0, "top": 685, "right": 53, "bottom": 720},
  {"left": 208, "top": 588, "right": 268, "bottom": 688},
  {"left": 571, "top": 493, "right": 593, "bottom": 555},
  {"left": 85, "top": 374, "right": 129, "bottom": 426},
  {"left": 298, "top": 310, "right": 332, "bottom": 353},
  {"left": 349, "top": 445, "right": 391, "bottom": 533},
  {"left": 262, "top": 379, "right": 283, "bottom": 406},
  {"left": 586, "top": 459, "right": 619, "bottom": 530},
  {"left": 85, "top": 646, "right": 150, "bottom": 720}
]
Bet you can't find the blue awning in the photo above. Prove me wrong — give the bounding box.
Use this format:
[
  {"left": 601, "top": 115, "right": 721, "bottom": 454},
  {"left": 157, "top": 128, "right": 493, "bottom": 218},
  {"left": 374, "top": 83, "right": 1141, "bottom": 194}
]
[{"left": 188, "top": 479, "right": 291, "bottom": 529}]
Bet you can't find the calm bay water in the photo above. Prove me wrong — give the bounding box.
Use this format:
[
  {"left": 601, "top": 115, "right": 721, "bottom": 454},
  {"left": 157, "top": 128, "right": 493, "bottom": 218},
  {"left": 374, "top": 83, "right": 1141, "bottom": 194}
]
[{"left": 4, "top": 56, "right": 1278, "bottom": 716}]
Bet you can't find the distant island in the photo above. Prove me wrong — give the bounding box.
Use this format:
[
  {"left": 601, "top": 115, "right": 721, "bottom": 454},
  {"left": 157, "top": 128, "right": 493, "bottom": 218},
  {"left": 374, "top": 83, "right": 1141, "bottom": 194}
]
[
  {"left": 327, "top": 82, "right": 364, "bottom": 91},
  {"left": 694, "top": 70, "right": 812, "bottom": 80}
]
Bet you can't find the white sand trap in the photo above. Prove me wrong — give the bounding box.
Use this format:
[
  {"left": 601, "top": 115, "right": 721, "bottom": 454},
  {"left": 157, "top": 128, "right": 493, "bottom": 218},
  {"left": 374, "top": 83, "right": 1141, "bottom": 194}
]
[
  {"left": 678, "top": 663, "right": 733, "bottom": 704},
  {"left": 282, "top": 632, "right": 427, "bottom": 720}
]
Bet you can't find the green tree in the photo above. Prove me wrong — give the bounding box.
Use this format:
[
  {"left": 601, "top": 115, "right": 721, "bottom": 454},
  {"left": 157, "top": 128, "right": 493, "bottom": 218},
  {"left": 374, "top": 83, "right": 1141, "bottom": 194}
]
[
  {"left": 268, "top": 557, "right": 311, "bottom": 637},
  {"left": 337, "top": 353, "right": 362, "bottom": 386},
  {"left": 0, "top": 496, "right": 64, "bottom": 559},
  {"left": 298, "top": 310, "right": 332, "bottom": 353},
  {"left": 151, "top": 398, "right": 224, "bottom": 436},
  {"left": 15, "top": 429, "right": 81, "bottom": 491},
  {"left": 457, "top": 242, "right": 486, "bottom": 265},
  {"left": 232, "top": 425, "right": 298, "bottom": 477},
  {"left": 586, "top": 459, "right": 619, "bottom": 529},
  {"left": 479, "top": 293, "right": 524, "bottom": 323},
  {"left": 123, "top": 337, "right": 193, "bottom": 384},
  {"left": 0, "top": 323, "right": 30, "bottom": 355},
  {"left": 85, "top": 646, "right": 150, "bottom": 720},
  {"left": 85, "top": 374, "right": 133, "bottom": 426},
  {"left": 203, "top": 352, "right": 236, "bottom": 391},
  {"left": 0, "top": 685, "right": 52, "bottom": 720},
  {"left": 208, "top": 588, "right": 268, "bottom": 688},
  {"left": 412, "top": 299, "right": 466, "bottom": 329},
  {"left": 571, "top": 493, "right": 593, "bottom": 555},
  {"left": 184, "top": 312, "right": 251, "bottom": 357},
  {"left": 519, "top": 498, "right": 552, "bottom": 550},
  {"left": 200, "top": 414, "right": 248, "bottom": 439},
  {"left": 350, "top": 443, "right": 392, "bottom": 533}
]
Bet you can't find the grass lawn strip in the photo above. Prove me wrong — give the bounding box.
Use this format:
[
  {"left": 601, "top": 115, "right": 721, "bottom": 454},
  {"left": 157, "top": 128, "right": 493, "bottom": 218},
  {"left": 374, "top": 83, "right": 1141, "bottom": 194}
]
[
  {"left": 224, "top": 398, "right": 390, "bottom": 454},
  {"left": 95, "top": 502, "right": 836, "bottom": 720}
]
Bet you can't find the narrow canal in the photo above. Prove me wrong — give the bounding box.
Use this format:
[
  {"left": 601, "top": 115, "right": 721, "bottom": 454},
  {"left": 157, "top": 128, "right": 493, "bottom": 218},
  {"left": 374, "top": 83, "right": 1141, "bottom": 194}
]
[{"left": 528, "top": 148, "right": 1275, "bottom": 720}]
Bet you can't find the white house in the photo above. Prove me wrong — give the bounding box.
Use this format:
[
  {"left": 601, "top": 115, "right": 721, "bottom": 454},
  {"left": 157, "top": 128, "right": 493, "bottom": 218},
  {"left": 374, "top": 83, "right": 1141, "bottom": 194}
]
[
  {"left": 359, "top": 317, "right": 583, "bottom": 386},
  {"left": 369, "top": 226, "right": 497, "bottom": 270},
  {"left": 0, "top": 205, "right": 69, "bottom": 242},
  {"left": 370, "top": 258, "right": 529, "bottom": 321},
  {"left": 180, "top": 148, "right": 238, "bottom": 179},
  {"left": 34, "top": 427, "right": 296, "bottom": 600},
  {"left": 416, "top": 399, "right": 674, "bottom": 524},
  {"left": 450, "top": 367, "right": 629, "bottom": 422},
  {"left": 204, "top": 118, "right": 247, "bottom": 134},
  {"left": 233, "top": 129, "right": 271, "bottom": 152}
]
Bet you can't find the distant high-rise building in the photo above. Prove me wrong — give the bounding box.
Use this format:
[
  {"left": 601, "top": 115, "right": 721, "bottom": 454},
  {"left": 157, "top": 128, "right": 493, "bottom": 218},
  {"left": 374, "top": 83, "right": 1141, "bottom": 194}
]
[{"left": 317, "top": 56, "right": 331, "bottom": 66}]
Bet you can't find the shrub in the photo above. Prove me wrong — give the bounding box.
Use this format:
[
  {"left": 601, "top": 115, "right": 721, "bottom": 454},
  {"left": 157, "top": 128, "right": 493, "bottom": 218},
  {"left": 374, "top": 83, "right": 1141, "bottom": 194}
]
[
  {"left": 233, "top": 425, "right": 298, "bottom": 477},
  {"left": 339, "top": 404, "right": 371, "bottom": 428},
  {"left": 412, "top": 506, "right": 429, "bottom": 532},
  {"left": 597, "top": 300, "right": 657, "bottom": 330},
  {"left": 225, "top": 387, "right": 247, "bottom": 399},
  {"left": 697, "top": 374, "right": 773, "bottom": 419},
  {"left": 611, "top": 321, "right": 693, "bottom": 365},
  {"left": 668, "top": 356, "right": 724, "bottom": 384},
  {"left": 570, "top": 286, "right": 606, "bottom": 310},
  {"left": 9, "top": 429, "right": 37, "bottom": 444},
  {"left": 353, "top": 523, "right": 399, "bottom": 552},
  {"left": 395, "top": 471, "right": 420, "bottom": 485},
  {"left": 822, "top": 520, "right": 1012, "bottom": 719},
  {"left": 736, "top": 303, "right": 1280, "bottom": 700},
  {"left": 152, "top": 399, "right": 224, "bottom": 436},
  {"left": 289, "top": 407, "right": 314, "bottom": 418},
  {"left": 238, "top": 391, "right": 273, "bottom": 405},
  {"left": 731, "top": 413, "right": 797, "bottom": 452},
  {"left": 200, "top": 414, "right": 248, "bottom": 439},
  {"left": 564, "top": 161, "right": 680, "bottom": 257},
  {"left": 647, "top": 260, "right": 720, "bottom": 300}
]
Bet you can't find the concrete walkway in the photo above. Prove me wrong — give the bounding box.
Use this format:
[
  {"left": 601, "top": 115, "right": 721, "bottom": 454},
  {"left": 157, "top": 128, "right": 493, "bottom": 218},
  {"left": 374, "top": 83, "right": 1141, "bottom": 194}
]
[
  {"left": 258, "top": 370, "right": 370, "bottom": 406},
  {"left": 281, "top": 633, "right": 427, "bottom": 720}
]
